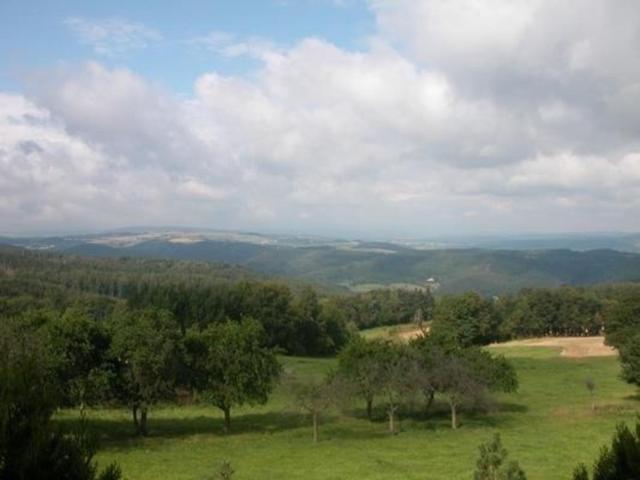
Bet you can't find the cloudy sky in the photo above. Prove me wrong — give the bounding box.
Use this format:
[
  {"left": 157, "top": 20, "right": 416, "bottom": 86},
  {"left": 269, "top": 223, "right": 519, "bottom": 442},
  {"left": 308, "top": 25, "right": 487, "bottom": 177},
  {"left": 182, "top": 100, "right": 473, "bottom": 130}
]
[{"left": 2, "top": 0, "right": 640, "bottom": 237}]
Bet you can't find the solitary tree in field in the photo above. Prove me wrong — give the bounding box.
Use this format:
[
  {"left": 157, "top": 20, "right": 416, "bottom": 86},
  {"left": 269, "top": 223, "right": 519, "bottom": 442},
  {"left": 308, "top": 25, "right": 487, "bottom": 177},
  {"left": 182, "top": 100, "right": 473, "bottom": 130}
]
[
  {"left": 186, "top": 318, "right": 281, "bottom": 433},
  {"left": 474, "top": 434, "right": 527, "bottom": 480},
  {"left": 585, "top": 378, "right": 596, "bottom": 411},
  {"left": 109, "top": 308, "right": 182, "bottom": 436}
]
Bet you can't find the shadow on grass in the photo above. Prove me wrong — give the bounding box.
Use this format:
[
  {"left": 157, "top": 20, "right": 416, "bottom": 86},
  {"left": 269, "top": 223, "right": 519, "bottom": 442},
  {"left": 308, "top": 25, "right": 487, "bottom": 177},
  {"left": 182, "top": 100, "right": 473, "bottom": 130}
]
[
  {"left": 55, "top": 410, "right": 308, "bottom": 444},
  {"left": 344, "top": 399, "right": 528, "bottom": 432},
  {"left": 623, "top": 393, "right": 640, "bottom": 402}
]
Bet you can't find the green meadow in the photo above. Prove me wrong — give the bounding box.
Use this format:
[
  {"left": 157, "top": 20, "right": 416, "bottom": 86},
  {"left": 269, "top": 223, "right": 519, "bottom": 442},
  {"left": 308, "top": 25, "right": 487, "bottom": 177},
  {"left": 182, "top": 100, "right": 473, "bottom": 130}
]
[{"left": 57, "top": 347, "right": 639, "bottom": 480}]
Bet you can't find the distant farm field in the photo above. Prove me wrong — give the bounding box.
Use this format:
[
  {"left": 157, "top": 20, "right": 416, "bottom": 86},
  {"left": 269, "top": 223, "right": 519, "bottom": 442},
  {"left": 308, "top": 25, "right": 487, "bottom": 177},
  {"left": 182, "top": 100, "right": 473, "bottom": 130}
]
[{"left": 57, "top": 347, "right": 639, "bottom": 480}]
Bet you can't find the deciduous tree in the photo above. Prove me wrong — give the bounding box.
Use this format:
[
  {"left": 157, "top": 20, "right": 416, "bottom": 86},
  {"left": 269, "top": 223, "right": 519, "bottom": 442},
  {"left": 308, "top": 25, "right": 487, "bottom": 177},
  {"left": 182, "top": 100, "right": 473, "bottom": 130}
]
[{"left": 186, "top": 318, "right": 281, "bottom": 433}]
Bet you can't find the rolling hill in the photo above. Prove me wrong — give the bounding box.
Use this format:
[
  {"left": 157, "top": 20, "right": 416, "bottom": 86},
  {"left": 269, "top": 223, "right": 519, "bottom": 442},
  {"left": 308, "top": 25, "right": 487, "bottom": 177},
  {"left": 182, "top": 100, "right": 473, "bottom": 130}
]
[{"left": 2, "top": 229, "right": 640, "bottom": 295}]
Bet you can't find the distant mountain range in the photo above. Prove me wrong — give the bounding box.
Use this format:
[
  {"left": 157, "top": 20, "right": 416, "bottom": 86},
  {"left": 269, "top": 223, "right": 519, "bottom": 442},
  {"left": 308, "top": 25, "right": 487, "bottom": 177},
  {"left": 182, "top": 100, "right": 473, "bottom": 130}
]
[{"left": 2, "top": 228, "right": 640, "bottom": 295}]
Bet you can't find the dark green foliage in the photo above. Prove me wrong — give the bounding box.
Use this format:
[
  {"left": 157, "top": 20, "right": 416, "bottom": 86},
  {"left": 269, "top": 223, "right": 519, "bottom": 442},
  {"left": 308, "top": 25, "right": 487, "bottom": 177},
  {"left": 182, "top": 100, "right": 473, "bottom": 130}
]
[
  {"left": 430, "top": 292, "right": 501, "bottom": 347},
  {"left": 185, "top": 318, "right": 281, "bottom": 433},
  {"left": 602, "top": 287, "right": 640, "bottom": 389},
  {"left": 573, "top": 420, "right": 640, "bottom": 480},
  {"left": 499, "top": 287, "right": 603, "bottom": 338},
  {"left": 572, "top": 464, "right": 589, "bottom": 480},
  {"left": 337, "top": 337, "right": 390, "bottom": 420},
  {"left": 474, "top": 434, "right": 527, "bottom": 480},
  {"left": 411, "top": 336, "right": 519, "bottom": 429},
  {"left": 108, "top": 308, "right": 182, "bottom": 435},
  {"left": 338, "top": 335, "right": 518, "bottom": 431},
  {"left": 8, "top": 237, "right": 640, "bottom": 295},
  {"left": 331, "top": 288, "right": 434, "bottom": 329},
  {"left": 128, "top": 281, "right": 352, "bottom": 356},
  {"left": 47, "top": 307, "right": 115, "bottom": 410},
  {"left": 618, "top": 335, "right": 640, "bottom": 387},
  {"left": 0, "top": 316, "right": 121, "bottom": 480},
  {"left": 461, "top": 349, "right": 519, "bottom": 394}
]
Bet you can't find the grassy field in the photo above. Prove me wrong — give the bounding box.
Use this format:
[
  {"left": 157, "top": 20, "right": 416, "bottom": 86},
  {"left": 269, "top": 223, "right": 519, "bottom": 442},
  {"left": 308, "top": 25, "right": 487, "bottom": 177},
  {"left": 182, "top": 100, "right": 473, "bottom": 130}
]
[
  {"left": 360, "top": 323, "right": 425, "bottom": 341},
  {"left": 56, "top": 347, "right": 639, "bottom": 480}
]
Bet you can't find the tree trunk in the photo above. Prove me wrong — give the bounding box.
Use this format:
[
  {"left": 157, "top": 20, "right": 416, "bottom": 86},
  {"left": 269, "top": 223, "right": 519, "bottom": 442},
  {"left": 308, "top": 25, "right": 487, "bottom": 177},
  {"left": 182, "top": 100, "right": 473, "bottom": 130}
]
[
  {"left": 450, "top": 401, "right": 458, "bottom": 430},
  {"left": 140, "top": 407, "right": 148, "bottom": 436},
  {"left": 223, "top": 406, "right": 231, "bottom": 434},
  {"left": 366, "top": 398, "right": 373, "bottom": 421},
  {"left": 424, "top": 390, "right": 435, "bottom": 416},
  {"left": 132, "top": 404, "right": 140, "bottom": 435},
  {"left": 388, "top": 406, "right": 396, "bottom": 434},
  {"left": 312, "top": 411, "right": 319, "bottom": 443}
]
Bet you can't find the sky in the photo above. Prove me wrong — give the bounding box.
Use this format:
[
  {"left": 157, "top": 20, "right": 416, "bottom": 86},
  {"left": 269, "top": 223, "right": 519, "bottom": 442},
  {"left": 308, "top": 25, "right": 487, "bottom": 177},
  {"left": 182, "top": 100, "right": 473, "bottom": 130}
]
[{"left": 1, "top": 0, "right": 640, "bottom": 237}]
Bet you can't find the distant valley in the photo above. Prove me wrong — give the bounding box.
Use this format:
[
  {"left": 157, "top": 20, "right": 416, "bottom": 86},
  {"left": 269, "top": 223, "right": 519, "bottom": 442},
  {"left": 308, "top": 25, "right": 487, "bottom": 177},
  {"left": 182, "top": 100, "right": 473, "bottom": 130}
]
[{"left": 2, "top": 228, "right": 640, "bottom": 295}]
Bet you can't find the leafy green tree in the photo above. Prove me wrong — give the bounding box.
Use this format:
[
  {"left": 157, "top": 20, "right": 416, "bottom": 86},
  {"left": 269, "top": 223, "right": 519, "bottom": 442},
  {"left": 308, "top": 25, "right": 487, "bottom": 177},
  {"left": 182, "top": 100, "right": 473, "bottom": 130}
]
[
  {"left": 461, "top": 348, "right": 519, "bottom": 394},
  {"left": 411, "top": 337, "right": 518, "bottom": 424},
  {"left": 0, "top": 316, "right": 121, "bottom": 480},
  {"left": 108, "top": 307, "right": 182, "bottom": 436},
  {"left": 47, "top": 307, "right": 114, "bottom": 415},
  {"left": 615, "top": 333, "right": 640, "bottom": 388},
  {"left": 337, "top": 337, "right": 388, "bottom": 420},
  {"left": 474, "top": 434, "right": 527, "bottom": 480},
  {"left": 186, "top": 318, "right": 281, "bottom": 433},
  {"left": 430, "top": 292, "right": 500, "bottom": 347},
  {"left": 432, "top": 354, "right": 484, "bottom": 430}
]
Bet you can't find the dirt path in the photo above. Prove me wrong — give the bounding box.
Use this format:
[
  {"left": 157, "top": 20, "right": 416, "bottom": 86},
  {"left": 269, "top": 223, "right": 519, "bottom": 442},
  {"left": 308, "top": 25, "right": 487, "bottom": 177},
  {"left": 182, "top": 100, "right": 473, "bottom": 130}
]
[{"left": 491, "top": 336, "right": 617, "bottom": 358}]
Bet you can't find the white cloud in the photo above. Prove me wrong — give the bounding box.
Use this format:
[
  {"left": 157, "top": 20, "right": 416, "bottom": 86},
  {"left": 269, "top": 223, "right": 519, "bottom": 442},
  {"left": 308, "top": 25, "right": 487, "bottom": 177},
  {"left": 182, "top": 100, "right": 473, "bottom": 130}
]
[
  {"left": 2, "top": 1, "right": 640, "bottom": 235},
  {"left": 65, "top": 17, "right": 161, "bottom": 56}
]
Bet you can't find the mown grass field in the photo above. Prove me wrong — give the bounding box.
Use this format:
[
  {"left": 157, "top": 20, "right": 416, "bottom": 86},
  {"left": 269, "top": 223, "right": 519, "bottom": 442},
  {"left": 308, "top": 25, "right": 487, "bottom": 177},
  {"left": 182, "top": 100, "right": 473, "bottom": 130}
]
[{"left": 57, "top": 345, "right": 639, "bottom": 480}]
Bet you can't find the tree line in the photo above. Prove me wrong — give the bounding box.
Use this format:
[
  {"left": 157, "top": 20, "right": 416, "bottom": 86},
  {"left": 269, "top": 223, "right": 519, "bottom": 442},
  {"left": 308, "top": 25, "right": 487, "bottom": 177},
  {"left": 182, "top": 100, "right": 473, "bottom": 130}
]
[{"left": 427, "top": 284, "right": 640, "bottom": 346}]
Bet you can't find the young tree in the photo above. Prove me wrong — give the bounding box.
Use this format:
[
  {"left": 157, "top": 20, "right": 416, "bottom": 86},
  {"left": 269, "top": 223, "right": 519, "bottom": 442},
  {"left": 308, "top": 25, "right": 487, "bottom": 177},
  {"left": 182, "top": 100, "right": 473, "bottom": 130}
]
[
  {"left": 474, "top": 434, "right": 527, "bottom": 480},
  {"left": 337, "top": 337, "right": 388, "bottom": 420},
  {"left": 431, "top": 354, "right": 484, "bottom": 429},
  {"left": 109, "top": 308, "right": 182, "bottom": 436},
  {"left": 284, "top": 373, "right": 349, "bottom": 442},
  {"left": 376, "top": 343, "right": 420, "bottom": 434},
  {"left": 585, "top": 379, "right": 596, "bottom": 411},
  {"left": 214, "top": 460, "right": 234, "bottom": 480},
  {"left": 186, "top": 318, "right": 281, "bottom": 433}
]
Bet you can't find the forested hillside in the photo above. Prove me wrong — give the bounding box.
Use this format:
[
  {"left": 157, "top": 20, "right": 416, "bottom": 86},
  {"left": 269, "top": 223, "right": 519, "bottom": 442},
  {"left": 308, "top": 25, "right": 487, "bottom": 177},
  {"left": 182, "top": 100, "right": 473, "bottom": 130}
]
[{"left": 4, "top": 233, "right": 640, "bottom": 294}]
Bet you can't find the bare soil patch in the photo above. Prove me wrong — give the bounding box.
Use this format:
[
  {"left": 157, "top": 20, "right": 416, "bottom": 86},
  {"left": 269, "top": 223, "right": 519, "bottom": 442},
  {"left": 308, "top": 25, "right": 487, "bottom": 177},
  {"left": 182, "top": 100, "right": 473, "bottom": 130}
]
[{"left": 491, "top": 336, "right": 617, "bottom": 358}]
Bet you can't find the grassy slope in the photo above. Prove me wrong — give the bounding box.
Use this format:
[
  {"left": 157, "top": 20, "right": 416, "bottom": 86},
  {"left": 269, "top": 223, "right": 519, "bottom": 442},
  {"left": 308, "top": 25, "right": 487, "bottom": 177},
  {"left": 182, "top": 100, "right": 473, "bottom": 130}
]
[{"left": 57, "top": 350, "right": 639, "bottom": 480}]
